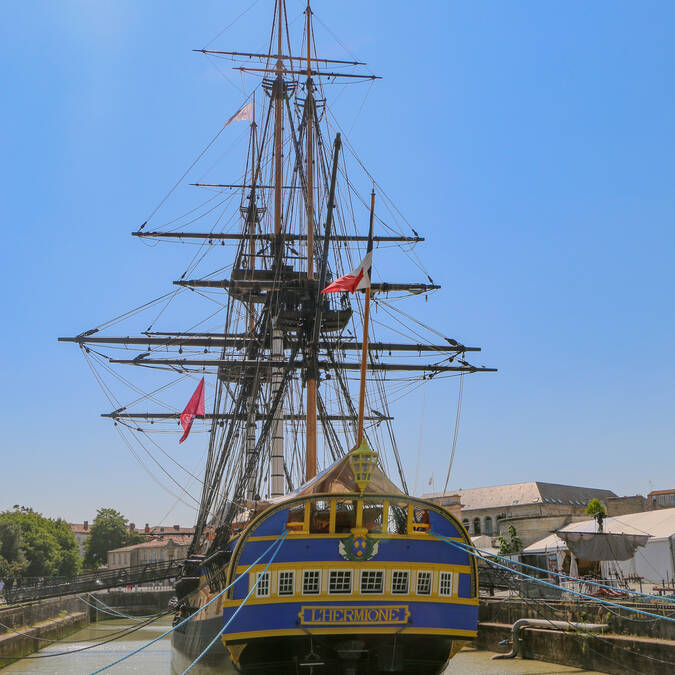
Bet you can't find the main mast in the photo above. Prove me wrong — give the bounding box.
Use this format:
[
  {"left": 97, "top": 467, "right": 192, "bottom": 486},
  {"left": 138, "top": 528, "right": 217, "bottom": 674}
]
[
  {"left": 270, "top": 0, "right": 286, "bottom": 498},
  {"left": 304, "top": 1, "right": 317, "bottom": 482}
]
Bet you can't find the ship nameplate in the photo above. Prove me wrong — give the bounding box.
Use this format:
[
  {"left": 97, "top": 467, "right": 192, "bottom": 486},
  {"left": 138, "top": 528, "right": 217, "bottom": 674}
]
[{"left": 298, "top": 605, "right": 409, "bottom": 626}]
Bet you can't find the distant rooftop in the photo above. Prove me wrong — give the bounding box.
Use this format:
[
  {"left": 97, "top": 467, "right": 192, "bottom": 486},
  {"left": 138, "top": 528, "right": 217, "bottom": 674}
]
[
  {"left": 110, "top": 535, "right": 192, "bottom": 553},
  {"left": 424, "top": 481, "right": 617, "bottom": 511}
]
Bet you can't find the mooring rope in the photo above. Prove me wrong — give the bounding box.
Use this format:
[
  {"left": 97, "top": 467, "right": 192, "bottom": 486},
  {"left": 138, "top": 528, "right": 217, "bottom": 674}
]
[
  {"left": 430, "top": 531, "right": 675, "bottom": 623},
  {"left": 79, "top": 593, "right": 163, "bottom": 622},
  {"left": 433, "top": 533, "right": 675, "bottom": 605},
  {"left": 89, "top": 529, "right": 288, "bottom": 674}
]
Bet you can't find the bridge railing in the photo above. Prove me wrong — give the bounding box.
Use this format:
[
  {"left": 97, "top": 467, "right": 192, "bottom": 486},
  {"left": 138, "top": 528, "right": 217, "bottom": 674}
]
[{"left": 1, "top": 559, "right": 187, "bottom": 604}]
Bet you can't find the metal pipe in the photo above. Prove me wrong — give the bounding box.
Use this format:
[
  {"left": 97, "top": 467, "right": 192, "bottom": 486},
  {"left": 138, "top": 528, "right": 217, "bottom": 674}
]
[{"left": 492, "top": 619, "right": 607, "bottom": 660}]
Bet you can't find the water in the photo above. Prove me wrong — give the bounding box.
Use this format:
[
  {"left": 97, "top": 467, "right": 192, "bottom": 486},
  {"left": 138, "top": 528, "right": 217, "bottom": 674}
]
[{"left": 3, "top": 620, "right": 604, "bottom": 674}]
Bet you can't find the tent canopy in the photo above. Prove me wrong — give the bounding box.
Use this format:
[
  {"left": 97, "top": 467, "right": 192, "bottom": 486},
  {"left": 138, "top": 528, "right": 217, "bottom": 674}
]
[{"left": 557, "top": 531, "right": 649, "bottom": 561}]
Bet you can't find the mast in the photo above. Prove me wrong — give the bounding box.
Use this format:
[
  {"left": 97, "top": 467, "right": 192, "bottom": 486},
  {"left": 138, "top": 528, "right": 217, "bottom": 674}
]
[
  {"left": 305, "top": 1, "right": 317, "bottom": 482},
  {"left": 245, "top": 94, "right": 258, "bottom": 500},
  {"left": 270, "top": 0, "right": 286, "bottom": 498},
  {"left": 357, "top": 191, "right": 375, "bottom": 444}
]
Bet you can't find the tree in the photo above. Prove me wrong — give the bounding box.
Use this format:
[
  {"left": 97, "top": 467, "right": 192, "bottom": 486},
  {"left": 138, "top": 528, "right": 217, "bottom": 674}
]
[
  {"left": 498, "top": 525, "right": 523, "bottom": 556},
  {"left": 0, "top": 520, "right": 27, "bottom": 579},
  {"left": 585, "top": 498, "right": 607, "bottom": 532},
  {"left": 0, "top": 507, "right": 82, "bottom": 578},
  {"left": 84, "top": 508, "right": 143, "bottom": 568}
]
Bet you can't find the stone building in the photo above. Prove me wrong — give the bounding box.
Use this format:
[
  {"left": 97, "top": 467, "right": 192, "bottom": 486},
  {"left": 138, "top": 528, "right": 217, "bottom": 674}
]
[
  {"left": 425, "top": 482, "right": 618, "bottom": 548},
  {"left": 647, "top": 489, "right": 675, "bottom": 510},
  {"left": 70, "top": 521, "right": 91, "bottom": 556},
  {"left": 107, "top": 535, "right": 191, "bottom": 570}
]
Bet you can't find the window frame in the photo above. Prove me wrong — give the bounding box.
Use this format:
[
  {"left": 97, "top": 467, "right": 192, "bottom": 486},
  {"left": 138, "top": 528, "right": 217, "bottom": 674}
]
[
  {"left": 328, "top": 568, "right": 353, "bottom": 595},
  {"left": 416, "top": 570, "right": 433, "bottom": 596},
  {"left": 301, "top": 569, "right": 321, "bottom": 596},
  {"left": 277, "top": 569, "right": 295, "bottom": 597},
  {"left": 360, "top": 569, "right": 385, "bottom": 595},
  {"left": 390, "top": 569, "right": 410, "bottom": 595},
  {"left": 255, "top": 571, "right": 270, "bottom": 598},
  {"left": 438, "top": 571, "right": 454, "bottom": 597}
]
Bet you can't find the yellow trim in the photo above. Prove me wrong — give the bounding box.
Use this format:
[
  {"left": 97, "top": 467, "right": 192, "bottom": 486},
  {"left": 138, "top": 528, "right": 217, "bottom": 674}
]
[
  {"left": 236, "top": 561, "right": 471, "bottom": 575},
  {"left": 329, "top": 500, "right": 336, "bottom": 533},
  {"left": 221, "top": 627, "right": 478, "bottom": 642},
  {"left": 298, "top": 604, "right": 409, "bottom": 626},
  {"left": 356, "top": 499, "right": 364, "bottom": 527},
  {"left": 302, "top": 502, "right": 310, "bottom": 532},
  {"left": 221, "top": 594, "right": 479, "bottom": 607},
  {"left": 246, "top": 532, "right": 463, "bottom": 543}
]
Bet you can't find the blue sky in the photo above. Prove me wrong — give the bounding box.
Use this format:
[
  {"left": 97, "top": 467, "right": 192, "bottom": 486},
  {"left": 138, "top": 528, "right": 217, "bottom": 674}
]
[{"left": 2, "top": 1, "right": 673, "bottom": 526}]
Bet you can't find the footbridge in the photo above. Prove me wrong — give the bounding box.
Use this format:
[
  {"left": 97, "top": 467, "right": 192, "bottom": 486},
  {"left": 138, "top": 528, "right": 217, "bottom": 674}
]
[{"left": 1, "top": 559, "right": 186, "bottom": 604}]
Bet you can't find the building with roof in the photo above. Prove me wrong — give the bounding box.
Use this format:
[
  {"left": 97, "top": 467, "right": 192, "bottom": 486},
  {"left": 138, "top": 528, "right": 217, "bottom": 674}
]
[
  {"left": 425, "top": 481, "right": 619, "bottom": 547},
  {"left": 70, "top": 521, "right": 91, "bottom": 556},
  {"left": 648, "top": 489, "right": 675, "bottom": 510},
  {"left": 130, "top": 522, "right": 195, "bottom": 539},
  {"left": 107, "top": 535, "right": 191, "bottom": 570}
]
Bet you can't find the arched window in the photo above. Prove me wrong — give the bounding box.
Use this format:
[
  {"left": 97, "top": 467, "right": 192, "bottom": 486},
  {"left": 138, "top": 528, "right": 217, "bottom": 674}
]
[
  {"left": 472, "top": 518, "right": 481, "bottom": 535},
  {"left": 462, "top": 518, "right": 470, "bottom": 532},
  {"left": 484, "top": 517, "right": 493, "bottom": 536}
]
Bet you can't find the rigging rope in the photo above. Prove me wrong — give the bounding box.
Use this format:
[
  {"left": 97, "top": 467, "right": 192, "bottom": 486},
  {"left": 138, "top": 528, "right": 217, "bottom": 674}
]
[
  {"left": 182, "top": 529, "right": 288, "bottom": 673},
  {"left": 431, "top": 532, "right": 675, "bottom": 619},
  {"left": 442, "top": 373, "right": 464, "bottom": 494},
  {"left": 90, "top": 529, "right": 287, "bottom": 674}
]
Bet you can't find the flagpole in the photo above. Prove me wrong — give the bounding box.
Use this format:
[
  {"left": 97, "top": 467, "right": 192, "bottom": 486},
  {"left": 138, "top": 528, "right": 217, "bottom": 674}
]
[{"left": 357, "top": 191, "right": 375, "bottom": 445}]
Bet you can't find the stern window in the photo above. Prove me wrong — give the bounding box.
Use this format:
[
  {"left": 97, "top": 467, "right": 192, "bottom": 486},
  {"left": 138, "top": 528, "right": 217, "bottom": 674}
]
[
  {"left": 255, "top": 572, "right": 270, "bottom": 597},
  {"left": 329, "top": 570, "right": 352, "bottom": 594},
  {"left": 362, "top": 502, "right": 384, "bottom": 533},
  {"left": 387, "top": 502, "right": 408, "bottom": 535},
  {"left": 391, "top": 570, "right": 409, "bottom": 594},
  {"left": 302, "top": 570, "right": 320, "bottom": 595},
  {"left": 278, "top": 570, "right": 294, "bottom": 596},
  {"left": 439, "top": 572, "right": 453, "bottom": 597},
  {"left": 334, "top": 501, "right": 357, "bottom": 533},
  {"left": 309, "top": 500, "right": 331, "bottom": 534},
  {"left": 360, "top": 570, "right": 384, "bottom": 594},
  {"left": 417, "top": 571, "right": 432, "bottom": 595}
]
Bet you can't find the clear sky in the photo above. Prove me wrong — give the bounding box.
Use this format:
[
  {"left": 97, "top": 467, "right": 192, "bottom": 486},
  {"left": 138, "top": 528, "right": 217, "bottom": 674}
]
[{"left": 2, "top": 1, "right": 673, "bottom": 527}]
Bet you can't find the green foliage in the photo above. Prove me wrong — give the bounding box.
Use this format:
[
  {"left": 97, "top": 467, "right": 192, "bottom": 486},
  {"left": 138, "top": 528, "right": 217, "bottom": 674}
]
[
  {"left": 585, "top": 498, "right": 607, "bottom": 532},
  {"left": 0, "top": 507, "right": 82, "bottom": 578},
  {"left": 83, "top": 508, "right": 143, "bottom": 568},
  {"left": 498, "top": 524, "right": 523, "bottom": 555}
]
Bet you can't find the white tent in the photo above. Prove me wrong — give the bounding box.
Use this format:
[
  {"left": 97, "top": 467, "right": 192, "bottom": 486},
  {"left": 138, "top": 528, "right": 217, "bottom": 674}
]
[{"left": 525, "top": 508, "right": 675, "bottom": 584}]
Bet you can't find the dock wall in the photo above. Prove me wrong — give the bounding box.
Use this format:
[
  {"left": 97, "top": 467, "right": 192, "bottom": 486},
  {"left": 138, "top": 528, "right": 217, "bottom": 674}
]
[
  {"left": 0, "top": 596, "right": 89, "bottom": 667},
  {"left": 477, "top": 598, "right": 675, "bottom": 675}
]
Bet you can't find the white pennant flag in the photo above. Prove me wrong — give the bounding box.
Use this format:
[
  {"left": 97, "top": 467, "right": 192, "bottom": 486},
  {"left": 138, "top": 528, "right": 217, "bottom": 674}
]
[{"left": 225, "top": 101, "right": 253, "bottom": 127}]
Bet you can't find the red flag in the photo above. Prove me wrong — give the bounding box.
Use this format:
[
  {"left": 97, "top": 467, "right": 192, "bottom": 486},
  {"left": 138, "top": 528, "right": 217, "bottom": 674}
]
[
  {"left": 179, "top": 378, "right": 205, "bottom": 443},
  {"left": 321, "top": 250, "right": 372, "bottom": 294}
]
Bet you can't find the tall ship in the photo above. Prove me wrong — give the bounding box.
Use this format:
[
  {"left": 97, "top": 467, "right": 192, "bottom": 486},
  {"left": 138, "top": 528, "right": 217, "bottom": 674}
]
[{"left": 61, "top": 2, "right": 495, "bottom": 673}]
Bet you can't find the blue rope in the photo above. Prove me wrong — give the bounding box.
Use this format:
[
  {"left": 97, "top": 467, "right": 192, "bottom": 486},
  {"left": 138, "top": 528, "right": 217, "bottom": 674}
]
[
  {"left": 182, "top": 529, "right": 289, "bottom": 674},
  {"left": 431, "top": 531, "right": 675, "bottom": 624},
  {"left": 89, "top": 529, "right": 288, "bottom": 674},
  {"left": 438, "top": 533, "right": 674, "bottom": 604}
]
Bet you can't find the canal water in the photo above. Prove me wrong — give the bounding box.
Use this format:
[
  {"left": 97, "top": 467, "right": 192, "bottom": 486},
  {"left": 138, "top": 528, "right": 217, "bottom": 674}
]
[{"left": 3, "top": 619, "right": 605, "bottom": 674}]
